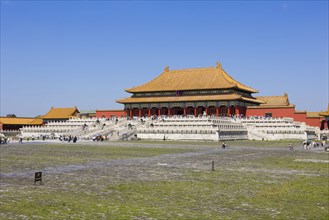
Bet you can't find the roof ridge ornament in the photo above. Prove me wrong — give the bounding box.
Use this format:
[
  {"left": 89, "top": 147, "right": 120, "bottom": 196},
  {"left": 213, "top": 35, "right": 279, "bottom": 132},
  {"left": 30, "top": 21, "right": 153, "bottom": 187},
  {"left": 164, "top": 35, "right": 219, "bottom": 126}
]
[
  {"left": 164, "top": 66, "right": 170, "bottom": 72},
  {"left": 216, "top": 61, "right": 222, "bottom": 69}
]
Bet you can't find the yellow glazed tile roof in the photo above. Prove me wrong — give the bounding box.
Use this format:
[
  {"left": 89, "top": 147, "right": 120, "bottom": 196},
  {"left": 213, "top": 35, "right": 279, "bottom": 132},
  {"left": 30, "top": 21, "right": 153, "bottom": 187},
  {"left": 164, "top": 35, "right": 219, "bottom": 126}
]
[
  {"left": 125, "top": 62, "right": 258, "bottom": 93},
  {"left": 319, "top": 104, "right": 329, "bottom": 117},
  {"left": 248, "top": 93, "right": 295, "bottom": 108},
  {"left": 306, "top": 112, "right": 322, "bottom": 118},
  {"left": 0, "top": 117, "right": 43, "bottom": 125},
  {"left": 294, "top": 110, "right": 307, "bottom": 114},
  {"left": 117, "top": 94, "right": 263, "bottom": 104},
  {"left": 41, "top": 107, "right": 79, "bottom": 119},
  {"left": 96, "top": 109, "right": 125, "bottom": 112}
]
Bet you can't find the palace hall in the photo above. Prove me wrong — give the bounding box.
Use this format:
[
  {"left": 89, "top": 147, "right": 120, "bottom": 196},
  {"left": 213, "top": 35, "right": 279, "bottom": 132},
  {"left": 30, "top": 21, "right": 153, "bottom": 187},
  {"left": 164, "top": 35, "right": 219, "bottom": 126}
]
[{"left": 117, "top": 62, "right": 264, "bottom": 117}]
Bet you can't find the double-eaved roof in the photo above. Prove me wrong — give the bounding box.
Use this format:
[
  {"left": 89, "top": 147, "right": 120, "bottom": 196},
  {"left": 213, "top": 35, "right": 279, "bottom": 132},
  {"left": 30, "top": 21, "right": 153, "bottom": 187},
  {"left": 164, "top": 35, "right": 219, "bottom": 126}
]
[
  {"left": 117, "top": 94, "right": 263, "bottom": 104},
  {"left": 125, "top": 62, "right": 258, "bottom": 93},
  {"left": 117, "top": 62, "right": 262, "bottom": 104}
]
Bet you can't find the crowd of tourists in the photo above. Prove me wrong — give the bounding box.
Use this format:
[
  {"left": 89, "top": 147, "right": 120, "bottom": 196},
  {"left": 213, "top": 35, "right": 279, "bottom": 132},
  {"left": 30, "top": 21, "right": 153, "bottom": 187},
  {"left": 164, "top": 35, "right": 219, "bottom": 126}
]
[
  {"left": 92, "top": 135, "right": 107, "bottom": 141},
  {"left": 0, "top": 134, "right": 9, "bottom": 144},
  {"left": 59, "top": 135, "right": 78, "bottom": 143}
]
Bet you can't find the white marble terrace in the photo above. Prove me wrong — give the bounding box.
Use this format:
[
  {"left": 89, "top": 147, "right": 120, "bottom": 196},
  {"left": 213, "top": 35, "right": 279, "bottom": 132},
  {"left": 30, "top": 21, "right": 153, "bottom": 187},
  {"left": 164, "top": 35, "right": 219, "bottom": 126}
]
[{"left": 19, "top": 115, "right": 323, "bottom": 142}]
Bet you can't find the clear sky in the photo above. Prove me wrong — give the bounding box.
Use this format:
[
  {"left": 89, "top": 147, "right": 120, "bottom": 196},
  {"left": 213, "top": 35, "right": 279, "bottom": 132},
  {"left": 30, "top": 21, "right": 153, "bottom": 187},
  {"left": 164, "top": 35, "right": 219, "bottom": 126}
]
[{"left": 1, "top": 0, "right": 328, "bottom": 117}]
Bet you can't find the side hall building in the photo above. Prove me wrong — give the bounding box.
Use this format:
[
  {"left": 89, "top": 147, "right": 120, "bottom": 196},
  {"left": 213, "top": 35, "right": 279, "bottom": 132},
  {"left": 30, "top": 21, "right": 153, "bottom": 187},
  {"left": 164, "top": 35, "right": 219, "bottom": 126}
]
[
  {"left": 117, "top": 62, "right": 264, "bottom": 117},
  {"left": 40, "top": 107, "right": 80, "bottom": 123},
  {"left": 0, "top": 117, "right": 43, "bottom": 131},
  {"left": 247, "top": 93, "right": 328, "bottom": 130}
]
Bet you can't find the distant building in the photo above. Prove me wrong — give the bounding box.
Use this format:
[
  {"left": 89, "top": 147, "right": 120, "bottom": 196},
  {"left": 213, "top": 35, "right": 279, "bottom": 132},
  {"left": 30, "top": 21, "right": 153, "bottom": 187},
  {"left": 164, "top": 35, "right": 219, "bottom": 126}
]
[
  {"left": 0, "top": 117, "right": 43, "bottom": 131},
  {"left": 247, "top": 93, "right": 295, "bottom": 118},
  {"left": 247, "top": 93, "right": 327, "bottom": 129},
  {"left": 40, "top": 107, "right": 79, "bottom": 123}
]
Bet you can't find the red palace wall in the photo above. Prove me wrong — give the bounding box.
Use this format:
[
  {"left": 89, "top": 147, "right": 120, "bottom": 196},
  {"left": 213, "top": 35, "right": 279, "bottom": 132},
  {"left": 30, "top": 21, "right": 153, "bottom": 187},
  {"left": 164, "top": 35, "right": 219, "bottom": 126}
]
[
  {"left": 302, "top": 116, "right": 323, "bottom": 128},
  {"left": 246, "top": 107, "right": 323, "bottom": 128},
  {"left": 246, "top": 107, "right": 296, "bottom": 118},
  {"left": 96, "top": 110, "right": 126, "bottom": 118}
]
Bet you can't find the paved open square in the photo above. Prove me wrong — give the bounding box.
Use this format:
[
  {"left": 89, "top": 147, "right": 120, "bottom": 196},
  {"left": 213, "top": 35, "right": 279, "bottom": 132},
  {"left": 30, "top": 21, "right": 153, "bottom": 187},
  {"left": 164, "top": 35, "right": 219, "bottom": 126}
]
[{"left": 1, "top": 141, "right": 328, "bottom": 219}]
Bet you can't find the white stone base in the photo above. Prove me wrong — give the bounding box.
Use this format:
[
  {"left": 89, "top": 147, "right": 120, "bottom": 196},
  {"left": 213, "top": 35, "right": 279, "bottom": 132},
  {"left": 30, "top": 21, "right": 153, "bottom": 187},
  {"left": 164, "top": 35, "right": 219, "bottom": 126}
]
[{"left": 137, "top": 133, "right": 219, "bottom": 141}]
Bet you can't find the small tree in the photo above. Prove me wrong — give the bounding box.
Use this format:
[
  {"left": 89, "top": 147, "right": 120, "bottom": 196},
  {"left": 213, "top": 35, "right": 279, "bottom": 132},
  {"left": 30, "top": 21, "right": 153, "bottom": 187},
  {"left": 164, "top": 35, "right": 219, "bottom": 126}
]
[{"left": 6, "top": 114, "right": 16, "bottom": 118}]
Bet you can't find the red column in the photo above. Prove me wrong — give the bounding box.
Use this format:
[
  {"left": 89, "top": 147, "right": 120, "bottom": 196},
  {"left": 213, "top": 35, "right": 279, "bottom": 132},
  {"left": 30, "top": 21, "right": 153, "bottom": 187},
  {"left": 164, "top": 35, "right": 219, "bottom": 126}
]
[
  {"left": 130, "top": 110, "right": 133, "bottom": 117},
  {"left": 168, "top": 108, "right": 171, "bottom": 116},
  {"left": 158, "top": 109, "right": 161, "bottom": 116},
  {"left": 138, "top": 109, "right": 141, "bottom": 117},
  {"left": 194, "top": 108, "right": 197, "bottom": 116},
  {"left": 236, "top": 106, "right": 240, "bottom": 116},
  {"left": 148, "top": 109, "right": 151, "bottom": 117},
  {"left": 216, "top": 107, "right": 219, "bottom": 117},
  {"left": 241, "top": 106, "right": 246, "bottom": 116},
  {"left": 231, "top": 106, "right": 235, "bottom": 116},
  {"left": 184, "top": 108, "right": 186, "bottom": 115}
]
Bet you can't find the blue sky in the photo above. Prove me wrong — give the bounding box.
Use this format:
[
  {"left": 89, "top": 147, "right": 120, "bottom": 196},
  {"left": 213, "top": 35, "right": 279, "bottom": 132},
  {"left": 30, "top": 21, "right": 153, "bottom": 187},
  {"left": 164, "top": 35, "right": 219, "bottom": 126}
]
[{"left": 1, "top": 0, "right": 328, "bottom": 117}]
